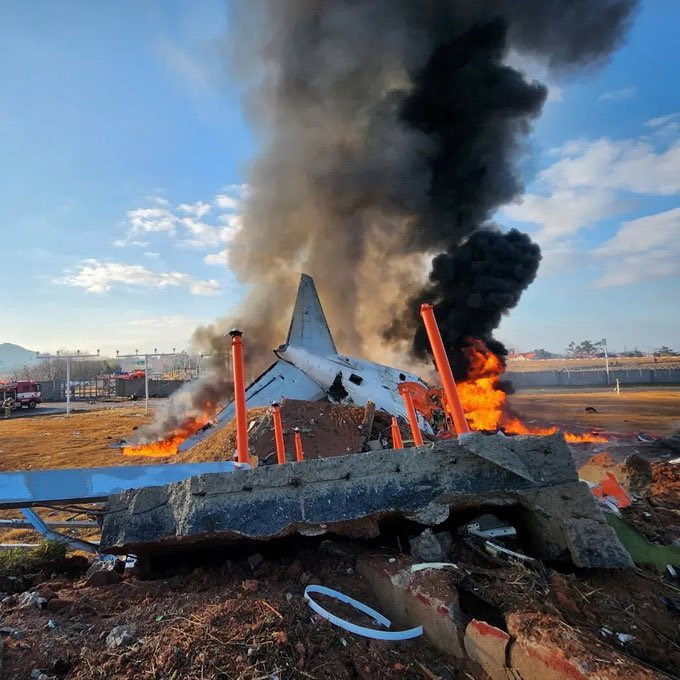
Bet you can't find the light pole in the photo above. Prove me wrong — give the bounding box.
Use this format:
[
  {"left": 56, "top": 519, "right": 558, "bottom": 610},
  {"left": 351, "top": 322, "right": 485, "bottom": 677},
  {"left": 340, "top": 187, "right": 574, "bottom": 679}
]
[
  {"left": 115, "top": 350, "right": 183, "bottom": 414},
  {"left": 602, "top": 338, "right": 610, "bottom": 385},
  {"left": 36, "top": 350, "right": 101, "bottom": 416}
]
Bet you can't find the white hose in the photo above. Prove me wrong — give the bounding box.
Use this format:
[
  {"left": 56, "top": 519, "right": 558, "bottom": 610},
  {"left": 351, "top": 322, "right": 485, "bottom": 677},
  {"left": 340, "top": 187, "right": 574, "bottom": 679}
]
[{"left": 304, "top": 584, "right": 423, "bottom": 641}]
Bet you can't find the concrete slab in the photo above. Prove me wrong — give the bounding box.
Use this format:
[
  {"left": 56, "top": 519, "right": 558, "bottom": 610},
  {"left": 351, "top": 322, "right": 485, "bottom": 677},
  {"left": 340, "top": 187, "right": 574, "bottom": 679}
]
[{"left": 100, "top": 434, "right": 633, "bottom": 569}]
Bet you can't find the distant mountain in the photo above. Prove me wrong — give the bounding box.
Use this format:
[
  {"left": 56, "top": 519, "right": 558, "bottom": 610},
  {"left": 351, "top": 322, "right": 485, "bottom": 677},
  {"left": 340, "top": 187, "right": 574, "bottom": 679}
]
[{"left": 0, "top": 343, "right": 38, "bottom": 373}]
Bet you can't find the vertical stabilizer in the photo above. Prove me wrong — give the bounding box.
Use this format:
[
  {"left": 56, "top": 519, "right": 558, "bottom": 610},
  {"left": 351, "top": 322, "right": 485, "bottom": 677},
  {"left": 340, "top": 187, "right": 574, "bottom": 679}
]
[{"left": 285, "top": 274, "right": 337, "bottom": 354}]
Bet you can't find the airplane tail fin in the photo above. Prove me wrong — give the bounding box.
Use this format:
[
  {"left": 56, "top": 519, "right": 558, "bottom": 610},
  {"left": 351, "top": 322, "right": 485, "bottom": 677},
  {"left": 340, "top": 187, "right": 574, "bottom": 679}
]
[{"left": 285, "top": 274, "right": 337, "bottom": 354}]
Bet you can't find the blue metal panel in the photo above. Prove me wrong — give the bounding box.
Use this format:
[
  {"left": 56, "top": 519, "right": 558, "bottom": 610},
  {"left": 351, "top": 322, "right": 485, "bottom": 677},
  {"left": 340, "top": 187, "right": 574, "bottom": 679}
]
[{"left": 0, "top": 461, "right": 248, "bottom": 509}]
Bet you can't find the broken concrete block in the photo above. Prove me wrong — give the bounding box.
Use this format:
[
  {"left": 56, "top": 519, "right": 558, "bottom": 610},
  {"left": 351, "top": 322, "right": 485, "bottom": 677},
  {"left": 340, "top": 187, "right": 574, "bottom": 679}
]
[
  {"left": 464, "top": 619, "right": 514, "bottom": 680},
  {"left": 506, "top": 612, "right": 657, "bottom": 680},
  {"left": 101, "top": 434, "right": 632, "bottom": 569},
  {"left": 358, "top": 555, "right": 466, "bottom": 657},
  {"left": 105, "top": 624, "right": 137, "bottom": 649},
  {"left": 409, "top": 529, "right": 452, "bottom": 562}
]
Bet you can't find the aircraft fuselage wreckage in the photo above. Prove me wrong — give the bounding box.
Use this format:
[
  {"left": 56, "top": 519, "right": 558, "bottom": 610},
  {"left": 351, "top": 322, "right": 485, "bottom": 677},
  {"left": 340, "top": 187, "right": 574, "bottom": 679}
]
[{"left": 178, "top": 274, "right": 437, "bottom": 452}]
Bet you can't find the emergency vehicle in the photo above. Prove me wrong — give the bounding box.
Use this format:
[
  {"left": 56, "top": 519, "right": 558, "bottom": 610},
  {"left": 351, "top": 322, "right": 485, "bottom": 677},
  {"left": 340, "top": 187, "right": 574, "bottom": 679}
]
[{"left": 0, "top": 381, "right": 42, "bottom": 409}]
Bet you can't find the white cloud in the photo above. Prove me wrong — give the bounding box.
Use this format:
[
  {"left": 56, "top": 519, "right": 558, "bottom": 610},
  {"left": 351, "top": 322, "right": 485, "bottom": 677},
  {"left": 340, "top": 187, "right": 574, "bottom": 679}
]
[
  {"left": 598, "top": 86, "right": 637, "bottom": 102},
  {"left": 542, "top": 138, "right": 680, "bottom": 195},
  {"left": 204, "top": 249, "right": 230, "bottom": 266},
  {"left": 644, "top": 113, "right": 680, "bottom": 130},
  {"left": 144, "top": 195, "right": 169, "bottom": 206},
  {"left": 503, "top": 122, "right": 680, "bottom": 287},
  {"left": 58, "top": 259, "right": 220, "bottom": 296},
  {"left": 594, "top": 208, "right": 680, "bottom": 287},
  {"left": 144, "top": 251, "right": 160, "bottom": 259},
  {"left": 503, "top": 188, "right": 621, "bottom": 240},
  {"left": 178, "top": 201, "right": 211, "bottom": 218},
  {"left": 114, "top": 238, "right": 149, "bottom": 248},
  {"left": 215, "top": 194, "right": 240, "bottom": 211},
  {"left": 127, "top": 207, "right": 178, "bottom": 235},
  {"left": 597, "top": 206, "right": 680, "bottom": 256},
  {"left": 178, "top": 217, "right": 227, "bottom": 249},
  {"left": 203, "top": 216, "right": 242, "bottom": 264},
  {"left": 644, "top": 113, "right": 680, "bottom": 139},
  {"left": 114, "top": 188, "right": 246, "bottom": 253}
]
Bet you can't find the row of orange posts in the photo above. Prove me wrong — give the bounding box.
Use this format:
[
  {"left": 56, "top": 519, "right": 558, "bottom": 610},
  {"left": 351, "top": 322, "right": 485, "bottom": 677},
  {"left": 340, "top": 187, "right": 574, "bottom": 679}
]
[{"left": 228, "top": 303, "right": 469, "bottom": 464}]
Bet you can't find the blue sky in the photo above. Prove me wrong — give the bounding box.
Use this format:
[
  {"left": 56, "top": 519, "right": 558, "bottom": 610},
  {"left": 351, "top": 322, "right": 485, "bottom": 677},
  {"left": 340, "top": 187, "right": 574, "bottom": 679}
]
[{"left": 1, "top": 1, "right": 678, "bottom": 357}]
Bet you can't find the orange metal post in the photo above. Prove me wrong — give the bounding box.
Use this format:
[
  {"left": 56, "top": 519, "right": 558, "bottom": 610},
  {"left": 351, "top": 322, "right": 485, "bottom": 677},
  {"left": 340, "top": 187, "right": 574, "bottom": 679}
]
[
  {"left": 398, "top": 384, "right": 424, "bottom": 447},
  {"left": 271, "top": 402, "right": 286, "bottom": 465},
  {"left": 419, "top": 304, "right": 470, "bottom": 435},
  {"left": 230, "top": 329, "right": 250, "bottom": 464},
  {"left": 294, "top": 427, "right": 304, "bottom": 462},
  {"left": 391, "top": 416, "right": 404, "bottom": 449}
]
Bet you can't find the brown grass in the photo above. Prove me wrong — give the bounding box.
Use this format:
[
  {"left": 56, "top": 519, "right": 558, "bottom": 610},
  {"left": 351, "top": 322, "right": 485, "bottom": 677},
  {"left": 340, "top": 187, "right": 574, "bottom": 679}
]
[
  {"left": 0, "top": 403, "right": 160, "bottom": 472},
  {"left": 507, "top": 355, "right": 680, "bottom": 372},
  {"left": 508, "top": 389, "right": 680, "bottom": 436}
]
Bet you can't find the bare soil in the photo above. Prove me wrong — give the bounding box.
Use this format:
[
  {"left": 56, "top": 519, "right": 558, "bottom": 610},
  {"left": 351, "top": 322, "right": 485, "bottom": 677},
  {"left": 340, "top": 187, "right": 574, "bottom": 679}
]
[
  {"left": 0, "top": 543, "right": 464, "bottom": 680},
  {"left": 2, "top": 535, "right": 679, "bottom": 679}
]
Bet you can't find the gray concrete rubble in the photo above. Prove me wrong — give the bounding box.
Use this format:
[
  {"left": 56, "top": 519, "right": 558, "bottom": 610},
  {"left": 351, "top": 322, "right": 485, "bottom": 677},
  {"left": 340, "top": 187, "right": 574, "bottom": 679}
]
[{"left": 100, "top": 433, "right": 633, "bottom": 568}]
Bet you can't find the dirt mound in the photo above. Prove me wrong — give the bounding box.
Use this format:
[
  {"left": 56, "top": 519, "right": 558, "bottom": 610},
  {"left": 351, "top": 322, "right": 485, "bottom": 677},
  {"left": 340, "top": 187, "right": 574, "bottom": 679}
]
[
  {"left": 649, "top": 461, "right": 680, "bottom": 508},
  {"left": 176, "top": 399, "right": 380, "bottom": 464}
]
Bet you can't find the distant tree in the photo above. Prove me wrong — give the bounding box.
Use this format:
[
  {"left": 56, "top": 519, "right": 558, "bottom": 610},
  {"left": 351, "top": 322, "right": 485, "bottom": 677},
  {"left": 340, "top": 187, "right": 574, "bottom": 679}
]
[
  {"left": 654, "top": 346, "right": 677, "bottom": 356},
  {"left": 11, "top": 358, "right": 121, "bottom": 383},
  {"left": 532, "top": 349, "right": 556, "bottom": 359},
  {"left": 621, "top": 348, "right": 644, "bottom": 358},
  {"left": 567, "top": 340, "right": 600, "bottom": 357}
]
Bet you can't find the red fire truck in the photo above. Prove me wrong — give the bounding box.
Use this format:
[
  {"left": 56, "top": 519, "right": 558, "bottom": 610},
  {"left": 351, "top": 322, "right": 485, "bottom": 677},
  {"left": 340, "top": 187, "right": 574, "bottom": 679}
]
[{"left": 0, "top": 381, "right": 42, "bottom": 409}]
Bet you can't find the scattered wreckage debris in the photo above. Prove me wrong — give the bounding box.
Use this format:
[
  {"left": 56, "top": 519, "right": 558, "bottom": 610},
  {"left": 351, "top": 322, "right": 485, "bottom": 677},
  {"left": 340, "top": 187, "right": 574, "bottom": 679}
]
[
  {"left": 173, "top": 399, "right": 410, "bottom": 465},
  {"left": 1, "top": 436, "right": 679, "bottom": 678},
  {"left": 133, "top": 275, "right": 610, "bottom": 458},
  {"left": 2, "top": 532, "right": 678, "bottom": 679}
]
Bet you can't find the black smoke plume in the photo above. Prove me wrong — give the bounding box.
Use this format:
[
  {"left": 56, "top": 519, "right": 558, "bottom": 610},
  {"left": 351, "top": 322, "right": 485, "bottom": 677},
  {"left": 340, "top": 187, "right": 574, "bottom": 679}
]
[
  {"left": 408, "top": 228, "right": 542, "bottom": 380},
  {"left": 142, "top": 0, "right": 636, "bottom": 444},
  {"left": 221, "top": 0, "right": 636, "bottom": 380}
]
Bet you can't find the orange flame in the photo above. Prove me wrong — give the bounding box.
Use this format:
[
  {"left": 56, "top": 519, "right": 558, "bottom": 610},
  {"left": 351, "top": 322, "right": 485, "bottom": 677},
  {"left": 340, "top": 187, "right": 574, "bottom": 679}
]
[
  {"left": 457, "top": 339, "right": 608, "bottom": 443},
  {"left": 123, "top": 404, "right": 219, "bottom": 457}
]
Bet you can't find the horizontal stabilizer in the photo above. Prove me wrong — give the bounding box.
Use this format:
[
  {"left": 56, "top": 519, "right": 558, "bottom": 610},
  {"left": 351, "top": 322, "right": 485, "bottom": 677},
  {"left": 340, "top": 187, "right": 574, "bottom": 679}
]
[{"left": 177, "top": 360, "right": 326, "bottom": 452}]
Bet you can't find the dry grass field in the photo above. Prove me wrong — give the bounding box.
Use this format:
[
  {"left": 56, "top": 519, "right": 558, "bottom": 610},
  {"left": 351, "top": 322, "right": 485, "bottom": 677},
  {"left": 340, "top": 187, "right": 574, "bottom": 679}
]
[
  {"left": 508, "top": 389, "right": 680, "bottom": 436},
  {"left": 0, "top": 389, "right": 678, "bottom": 475},
  {"left": 507, "top": 355, "right": 680, "bottom": 372},
  {"left": 0, "top": 404, "right": 157, "bottom": 472}
]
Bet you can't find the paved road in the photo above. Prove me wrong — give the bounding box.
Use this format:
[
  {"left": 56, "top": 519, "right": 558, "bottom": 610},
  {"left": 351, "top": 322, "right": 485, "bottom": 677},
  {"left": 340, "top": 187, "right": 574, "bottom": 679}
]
[{"left": 3, "top": 399, "right": 160, "bottom": 419}]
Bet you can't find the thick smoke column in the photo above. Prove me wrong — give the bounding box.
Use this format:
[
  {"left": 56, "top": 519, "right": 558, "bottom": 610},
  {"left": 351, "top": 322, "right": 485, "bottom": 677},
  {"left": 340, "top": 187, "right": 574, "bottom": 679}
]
[
  {"left": 142, "top": 0, "right": 636, "bottom": 443},
  {"left": 223, "top": 0, "right": 636, "bottom": 377}
]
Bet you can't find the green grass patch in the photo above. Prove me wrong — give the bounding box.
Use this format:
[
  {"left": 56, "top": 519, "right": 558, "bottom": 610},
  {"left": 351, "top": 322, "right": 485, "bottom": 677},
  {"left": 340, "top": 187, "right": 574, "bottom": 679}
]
[
  {"left": 0, "top": 540, "right": 75, "bottom": 593},
  {"left": 606, "top": 514, "right": 680, "bottom": 570}
]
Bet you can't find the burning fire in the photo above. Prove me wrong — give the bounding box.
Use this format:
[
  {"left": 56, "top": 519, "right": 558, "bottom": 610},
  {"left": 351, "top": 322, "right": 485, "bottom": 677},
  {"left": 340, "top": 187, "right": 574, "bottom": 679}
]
[
  {"left": 123, "top": 404, "right": 219, "bottom": 457},
  {"left": 457, "top": 339, "right": 608, "bottom": 443}
]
